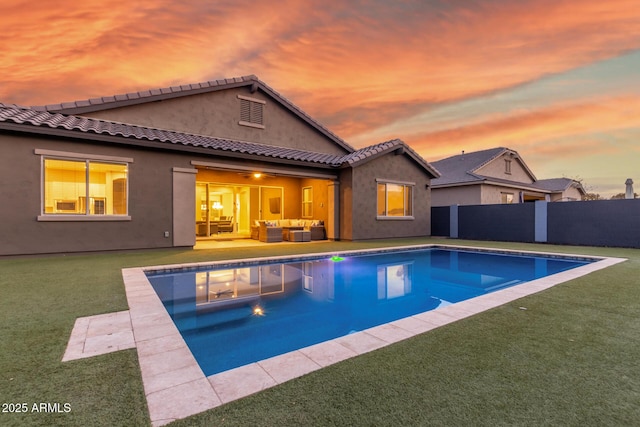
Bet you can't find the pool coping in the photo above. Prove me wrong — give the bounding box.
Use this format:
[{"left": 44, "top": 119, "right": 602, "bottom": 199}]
[{"left": 120, "top": 244, "right": 626, "bottom": 426}]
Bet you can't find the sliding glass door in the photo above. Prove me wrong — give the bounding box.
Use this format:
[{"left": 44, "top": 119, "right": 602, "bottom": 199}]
[{"left": 195, "top": 182, "right": 283, "bottom": 237}]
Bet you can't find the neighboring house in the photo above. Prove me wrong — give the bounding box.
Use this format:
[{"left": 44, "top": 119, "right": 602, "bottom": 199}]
[
  {"left": 0, "top": 75, "right": 439, "bottom": 256},
  {"left": 430, "top": 147, "right": 585, "bottom": 207}
]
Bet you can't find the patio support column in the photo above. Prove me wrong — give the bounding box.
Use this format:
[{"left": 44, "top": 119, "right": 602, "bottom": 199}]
[
  {"left": 173, "top": 167, "right": 197, "bottom": 247},
  {"left": 534, "top": 200, "right": 548, "bottom": 243},
  {"left": 327, "top": 181, "right": 340, "bottom": 240}
]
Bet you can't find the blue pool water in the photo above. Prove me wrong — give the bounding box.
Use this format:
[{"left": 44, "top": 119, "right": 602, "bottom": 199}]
[{"left": 147, "top": 247, "right": 591, "bottom": 376}]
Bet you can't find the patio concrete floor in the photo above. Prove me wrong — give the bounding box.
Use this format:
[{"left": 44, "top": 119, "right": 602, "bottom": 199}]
[
  {"left": 194, "top": 237, "right": 326, "bottom": 250},
  {"left": 62, "top": 245, "right": 626, "bottom": 426}
]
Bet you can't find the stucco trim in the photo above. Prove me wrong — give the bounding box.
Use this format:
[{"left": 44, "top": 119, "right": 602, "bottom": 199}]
[
  {"left": 238, "top": 121, "right": 265, "bottom": 129},
  {"left": 375, "top": 178, "right": 416, "bottom": 186},
  {"left": 432, "top": 179, "right": 553, "bottom": 194},
  {"left": 172, "top": 167, "right": 198, "bottom": 174},
  {"left": 34, "top": 148, "right": 134, "bottom": 163},
  {"left": 376, "top": 216, "right": 415, "bottom": 221},
  {"left": 191, "top": 160, "right": 338, "bottom": 180},
  {"left": 37, "top": 215, "right": 132, "bottom": 222}
]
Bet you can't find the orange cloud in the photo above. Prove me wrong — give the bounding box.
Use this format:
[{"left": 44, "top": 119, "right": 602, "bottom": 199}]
[
  {"left": 405, "top": 94, "right": 640, "bottom": 160},
  {"left": 0, "top": 0, "right": 314, "bottom": 104},
  {"left": 2, "top": 0, "right": 639, "bottom": 113},
  {"left": 255, "top": 0, "right": 640, "bottom": 135}
]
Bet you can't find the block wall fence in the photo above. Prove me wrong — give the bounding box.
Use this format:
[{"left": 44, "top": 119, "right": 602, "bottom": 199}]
[{"left": 432, "top": 199, "right": 640, "bottom": 249}]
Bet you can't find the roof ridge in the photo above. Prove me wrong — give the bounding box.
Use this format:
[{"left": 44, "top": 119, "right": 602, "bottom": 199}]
[
  {"left": 31, "top": 75, "right": 259, "bottom": 111},
  {"left": 432, "top": 146, "right": 506, "bottom": 163},
  {"left": 0, "top": 101, "right": 36, "bottom": 110}
]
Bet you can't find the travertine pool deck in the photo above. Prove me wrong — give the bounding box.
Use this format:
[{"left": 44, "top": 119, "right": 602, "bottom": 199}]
[
  {"left": 63, "top": 310, "right": 135, "bottom": 361},
  {"left": 63, "top": 244, "right": 626, "bottom": 426}
]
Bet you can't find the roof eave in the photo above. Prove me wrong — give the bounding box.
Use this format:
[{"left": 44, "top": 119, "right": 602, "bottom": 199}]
[{"left": 431, "top": 178, "right": 554, "bottom": 194}]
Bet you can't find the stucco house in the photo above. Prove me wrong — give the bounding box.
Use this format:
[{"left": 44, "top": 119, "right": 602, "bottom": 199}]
[
  {"left": 0, "top": 75, "right": 439, "bottom": 256},
  {"left": 430, "top": 147, "right": 585, "bottom": 207}
]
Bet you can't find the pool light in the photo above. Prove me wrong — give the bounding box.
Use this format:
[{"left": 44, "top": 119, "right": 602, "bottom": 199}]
[
  {"left": 330, "top": 255, "right": 344, "bottom": 262},
  {"left": 253, "top": 306, "right": 265, "bottom": 316}
]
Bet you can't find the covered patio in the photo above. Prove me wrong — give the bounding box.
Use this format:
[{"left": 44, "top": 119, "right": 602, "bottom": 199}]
[{"left": 193, "top": 162, "right": 338, "bottom": 243}]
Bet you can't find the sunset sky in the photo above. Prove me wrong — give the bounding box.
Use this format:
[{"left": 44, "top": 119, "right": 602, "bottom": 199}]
[{"left": 2, "top": 0, "right": 638, "bottom": 197}]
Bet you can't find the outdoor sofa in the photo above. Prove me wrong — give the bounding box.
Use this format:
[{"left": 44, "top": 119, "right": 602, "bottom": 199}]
[{"left": 251, "top": 219, "right": 326, "bottom": 242}]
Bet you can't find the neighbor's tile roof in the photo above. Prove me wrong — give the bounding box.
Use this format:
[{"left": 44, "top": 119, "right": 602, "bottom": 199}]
[
  {"left": 0, "top": 105, "right": 438, "bottom": 177},
  {"left": 430, "top": 147, "right": 507, "bottom": 186},
  {"left": 430, "top": 147, "right": 584, "bottom": 195},
  {"left": 531, "top": 178, "right": 572, "bottom": 191},
  {"left": 532, "top": 178, "right": 585, "bottom": 194}
]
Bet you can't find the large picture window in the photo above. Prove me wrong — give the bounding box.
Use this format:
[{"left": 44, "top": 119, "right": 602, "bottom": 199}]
[
  {"left": 377, "top": 180, "right": 413, "bottom": 218},
  {"left": 42, "top": 158, "right": 128, "bottom": 216}
]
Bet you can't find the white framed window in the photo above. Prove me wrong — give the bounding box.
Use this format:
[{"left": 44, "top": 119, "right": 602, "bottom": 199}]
[
  {"left": 238, "top": 95, "right": 265, "bottom": 129},
  {"left": 37, "top": 150, "right": 131, "bottom": 220},
  {"left": 302, "top": 186, "right": 313, "bottom": 218},
  {"left": 377, "top": 180, "right": 414, "bottom": 219},
  {"left": 501, "top": 192, "right": 514, "bottom": 204}
]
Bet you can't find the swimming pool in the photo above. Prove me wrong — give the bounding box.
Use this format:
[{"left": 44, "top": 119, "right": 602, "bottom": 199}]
[{"left": 146, "top": 247, "right": 592, "bottom": 376}]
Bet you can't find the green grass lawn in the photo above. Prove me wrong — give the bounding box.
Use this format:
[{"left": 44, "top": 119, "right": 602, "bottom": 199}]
[{"left": 1, "top": 238, "right": 639, "bottom": 426}]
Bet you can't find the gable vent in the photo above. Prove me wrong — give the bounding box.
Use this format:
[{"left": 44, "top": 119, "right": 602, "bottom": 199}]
[{"left": 238, "top": 95, "right": 266, "bottom": 129}]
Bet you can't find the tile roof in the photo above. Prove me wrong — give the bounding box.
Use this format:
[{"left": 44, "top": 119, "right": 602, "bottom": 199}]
[
  {"left": 31, "top": 76, "right": 256, "bottom": 112},
  {"left": 0, "top": 106, "right": 340, "bottom": 166},
  {"left": 339, "top": 139, "right": 440, "bottom": 178},
  {"left": 532, "top": 178, "right": 585, "bottom": 194},
  {"left": 430, "top": 147, "right": 507, "bottom": 186},
  {"left": 531, "top": 178, "right": 571, "bottom": 191},
  {"left": 29, "top": 74, "right": 355, "bottom": 153},
  {"left": 430, "top": 147, "right": 585, "bottom": 195},
  {"left": 0, "top": 106, "right": 439, "bottom": 178}
]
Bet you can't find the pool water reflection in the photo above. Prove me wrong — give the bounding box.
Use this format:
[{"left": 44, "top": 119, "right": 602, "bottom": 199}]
[{"left": 147, "top": 248, "right": 590, "bottom": 376}]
